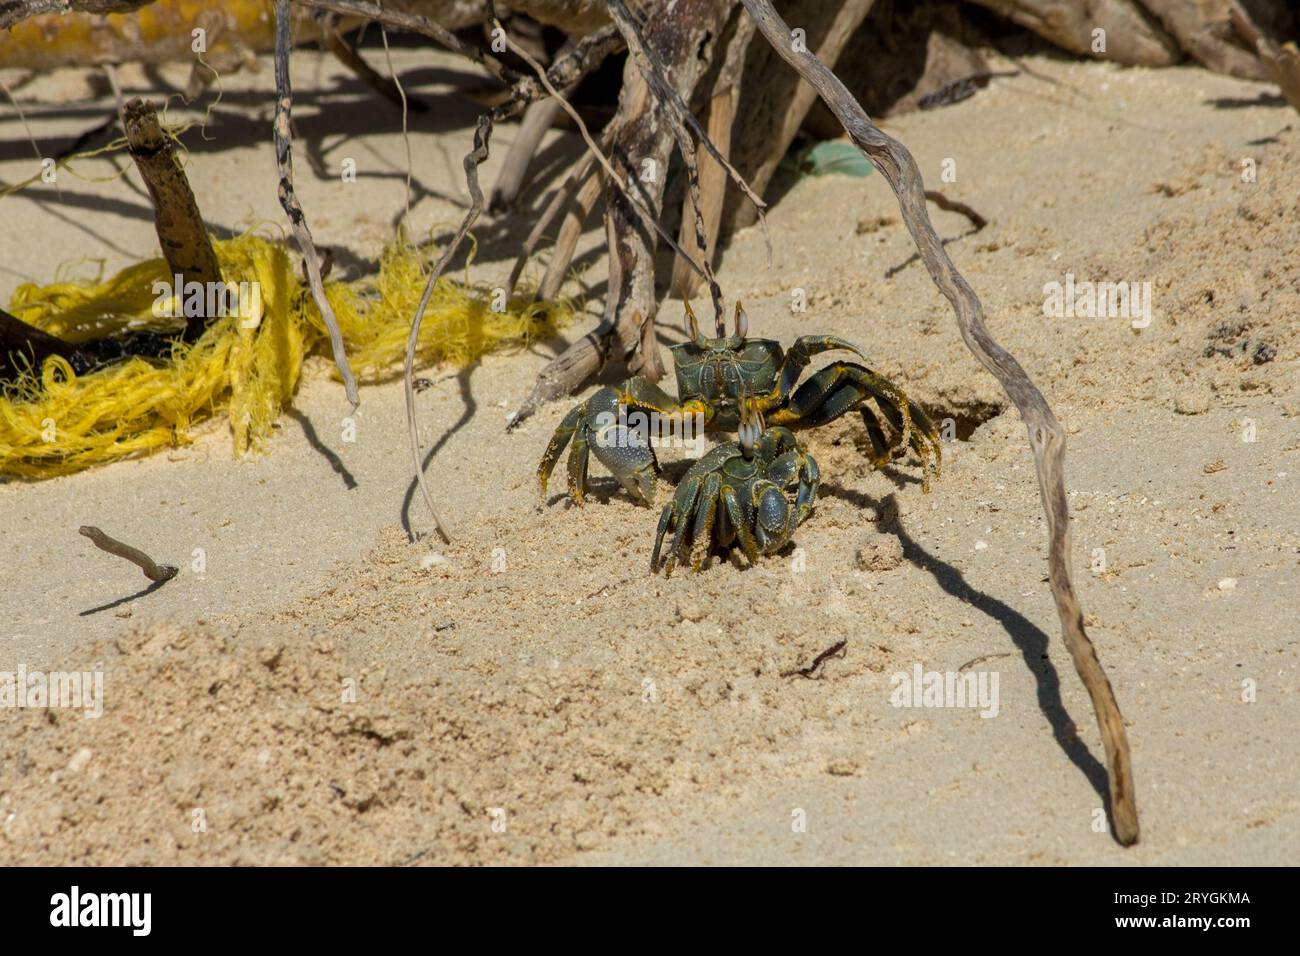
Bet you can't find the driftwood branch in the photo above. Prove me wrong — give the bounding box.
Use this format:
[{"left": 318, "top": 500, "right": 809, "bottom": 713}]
[
  {"left": 0, "top": 0, "right": 149, "bottom": 30},
  {"left": 964, "top": 0, "right": 1181, "bottom": 66},
  {"left": 508, "top": 0, "right": 732, "bottom": 428},
  {"left": 608, "top": 0, "right": 725, "bottom": 327},
  {"left": 1231, "top": 3, "right": 1300, "bottom": 113},
  {"left": 670, "top": 10, "right": 754, "bottom": 300},
  {"left": 740, "top": 0, "right": 1139, "bottom": 846},
  {"left": 503, "top": 11, "right": 728, "bottom": 426},
  {"left": 537, "top": 165, "right": 602, "bottom": 301},
  {"left": 504, "top": 142, "right": 603, "bottom": 301},
  {"left": 295, "top": 0, "right": 520, "bottom": 85},
  {"left": 490, "top": 97, "right": 563, "bottom": 212},
  {"left": 723, "top": 0, "right": 876, "bottom": 237},
  {"left": 122, "top": 97, "right": 222, "bottom": 343},
  {"left": 274, "top": 0, "right": 361, "bottom": 408}
]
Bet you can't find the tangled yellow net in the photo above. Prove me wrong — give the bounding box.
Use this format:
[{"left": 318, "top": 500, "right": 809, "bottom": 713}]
[{"left": 0, "top": 234, "right": 574, "bottom": 479}]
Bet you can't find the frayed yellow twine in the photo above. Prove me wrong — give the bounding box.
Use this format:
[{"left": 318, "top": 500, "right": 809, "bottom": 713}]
[{"left": 0, "top": 233, "right": 573, "bottom": 478}]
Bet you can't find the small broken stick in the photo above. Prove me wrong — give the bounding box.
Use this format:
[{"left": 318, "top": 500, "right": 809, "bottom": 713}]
[
  {"left": 781, "top": 640, "right": 848, "bottom": 679},
  {"left": 79, "top": 526, "right": 178, "bottom": 584}
]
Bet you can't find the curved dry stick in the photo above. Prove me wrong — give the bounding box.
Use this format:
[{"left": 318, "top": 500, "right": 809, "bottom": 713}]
[
  {"left": 404, "top": 116, "right": 492, "bottom": 546},
  {"left": 740, "top": 0, "right": 1139, "bottom": 845},
  {"left": 79, "top": 525, "right": 178, "bottom": 583},
  {"left": 402, "top": 25, "right": 623, "bottom": 541},
  {"left": 274, "top": 0, "right": 360, "bottom": 409}
]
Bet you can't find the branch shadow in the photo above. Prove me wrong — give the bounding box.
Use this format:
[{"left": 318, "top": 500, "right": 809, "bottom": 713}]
[
  {"left": 1205, "top": 92, "right": 1288, "bottom": 110},
  {"left": 821, "top": 485, "right": 1113, "bottom": 816},
  {"left": 400, "top": 361, "right": 480, "bottom": 540},
  {"left": 80, "top": 577, "right": 171, "bottom": 616},
  {"left": 286, "top": 407, "right": 357, "bottom": 490}
]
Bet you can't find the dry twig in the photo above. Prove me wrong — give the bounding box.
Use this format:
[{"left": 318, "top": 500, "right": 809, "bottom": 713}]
[
  {"left": 400, "top": 22, "right": 623, "bottom": 542},
  {"left": 79, "top": 525, "right": 178, "bottom": 583},
  {"left": 740, "top": 0, "right": 1138, "bottom": 845},
  {"left": 274, "top": 0, "right": 360, "bottom": 408},
  {"left": 780, "top": 640, "right": 848, "bottom": 679}
]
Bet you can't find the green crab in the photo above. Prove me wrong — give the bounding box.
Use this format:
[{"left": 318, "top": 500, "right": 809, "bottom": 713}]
[
  {"left": 651, "top": 409, "right": 820, "bottom": 575},
  {"left": 538, "top": 301, "right": 940, "bottom": 571}
]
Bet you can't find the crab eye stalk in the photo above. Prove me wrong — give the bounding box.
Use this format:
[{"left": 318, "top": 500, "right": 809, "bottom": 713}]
[
  {"left": 734, "top": 302, "right": 748, "bottom": 339},
  {"left": 738, "top": 397, "right": 765, "bottom": 457},
  {"left": 683, "top": 299, "right": 702, "bottom": 342}
]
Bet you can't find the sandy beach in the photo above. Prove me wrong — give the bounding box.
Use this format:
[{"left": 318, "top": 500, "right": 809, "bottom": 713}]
[{"left": 1, "top": 43, "right": 1297, "bottom": 865}]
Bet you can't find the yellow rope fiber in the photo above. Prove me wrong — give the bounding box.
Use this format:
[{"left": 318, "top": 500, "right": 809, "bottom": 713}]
[{"left": 0, "top": 234, "right": 573, "bottom": 478}]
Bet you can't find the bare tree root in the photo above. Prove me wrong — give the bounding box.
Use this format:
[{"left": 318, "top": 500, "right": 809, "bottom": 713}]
[
  {"left": 740, "top": 0, "right": 1139, "bottom": 846},
  {"left": 504, "top": 137, "right": 606, "bottom": 302},
  {"left": 1140, "top": 0, "right": 1267, "bottom": 79},
  {"left": 503, "top": 62, "right": 662, "bottom": 429},
  {"left": 508, "top": 0, "right": 735, "bottom": 428},
  {"left": 608, "top": 0, "right": 726, "bottom": 327},
  {"left": 122, "top": 97, "right": 223, "bottom": 342},
  {"left": 723, "top": 0, "right": 876, "bottom": 237},
  {"left": 0, "top": 0, "right": 149, "bottom": 30},
  {"left": 670, "top": 10, "right": 754, "bottom": 300},
  {"left": 964, "top": 0, "right": 1181, "bottom": 66},
  {"left": 1231, "top": 3, "right": 1300, "bottom": 112},
  {"left": 295, "top": 0, "right": 521, "bottom": 84},
  {"left": 274, "top": 0, "right": 360, "bottom": 408},
  {"left": 490, "top": 97, "right": 563, "bottom": 212},
  {"left": 538, "top": 165, "right": 602, "bottom": 301}
]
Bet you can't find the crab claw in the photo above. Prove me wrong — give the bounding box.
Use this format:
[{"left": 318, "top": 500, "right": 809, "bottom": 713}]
[
  {"left": 590, "top": 404, "right": 659, "bottom": 505},
  {"left": 734, "top": 301, "right": 748, "bottom": 339},
  {"left": 753, "top": 481, "right": 793, "bottom": 554}
]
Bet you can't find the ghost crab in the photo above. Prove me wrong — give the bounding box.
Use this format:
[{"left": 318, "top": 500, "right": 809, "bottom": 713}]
[
  {"left": 538, "top": 300, "right": 941, "bottom": 571},
  {"left": 650, "top": 406, "right": 819, "bottom": 575}
]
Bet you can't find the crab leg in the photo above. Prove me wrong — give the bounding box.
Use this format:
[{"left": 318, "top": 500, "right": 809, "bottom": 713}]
[
  {"left": 759, "top": 334, "right": 871, "bottom": 408},
  {"left": 769, "top": 362, "right": 941, "bottom": 483},
  {"left": 767, "top": 448, "right": 820, "bottom": 525},
  {"left": 687, "top": 473, "right": 723, "bottom": 571},
  {"left": 538, "top": 401, "right": 587, "bottom": 498},
  {"left": 652, "top": 473, "right": 703, "bottom": 574},
  {"left": 720, "top": 485, "right": 761, "bottom": 565},
  {"left": 567, "top": 423, "right": 592, "bottom": 505}
]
